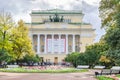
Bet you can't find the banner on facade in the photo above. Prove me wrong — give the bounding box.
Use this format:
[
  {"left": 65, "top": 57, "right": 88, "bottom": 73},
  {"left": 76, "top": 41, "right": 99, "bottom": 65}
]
[{"left": 47, "top": 39, "right": 65, "bottom": 53}]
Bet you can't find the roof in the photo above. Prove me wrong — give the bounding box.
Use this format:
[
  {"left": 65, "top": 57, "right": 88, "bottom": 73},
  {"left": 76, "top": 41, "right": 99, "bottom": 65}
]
[{"left": 31, "top": 9, "right": 82, "bottom": 14}]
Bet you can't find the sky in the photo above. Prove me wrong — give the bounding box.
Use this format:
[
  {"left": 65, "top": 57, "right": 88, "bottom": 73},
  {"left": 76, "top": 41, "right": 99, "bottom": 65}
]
[{"left": 0, "top": 0, "right": 105, "bottom": 42}]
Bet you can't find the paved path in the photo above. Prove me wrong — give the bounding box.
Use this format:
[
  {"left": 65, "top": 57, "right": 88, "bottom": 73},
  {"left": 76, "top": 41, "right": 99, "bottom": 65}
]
[{"left": 0, "top": 70, "right": 98, "bottom": 80}]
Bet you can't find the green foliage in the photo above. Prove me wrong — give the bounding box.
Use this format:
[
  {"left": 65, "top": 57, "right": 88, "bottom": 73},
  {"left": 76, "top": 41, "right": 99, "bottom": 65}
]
[
  {"left": 0, "top": 49, "right": 9, "bottom": 62},
  {"left": 99, "top": 0, "right": 120, "bottom": 28},
  {"left": 117, "top": 74, "right": 120, "bottom": 78},
  {"left": 107, "top": 49, "right": 120, "bottom": 66},
  {"left": 104, "top": 27, "right": 120, "bottom": 50},
  {"left": 77, "top": 53, "right": 87, "bottom": 65},
  {"left": 65, "top": 52, "right": 80, "bottom": 67},
  {"left": 0, "top": 11, "right": 35, "bottom": 64},
  {"left": 84, "top": 42, "right": 109, "bottom": 68},
  {"left": 99, "top": 54, "right": 112, "bottom": 68},
  {"left": 65, "top": 42, "right": 109, "bottom": 68},
  {"left": 100, "top": 0, "right": 120, "bottom": 67},
  {"left": 97, "top": 76, "right": 114, "bottom": 80},
  {"left": 10, "top": 20, "right": 34, "bottom": 60},
  {"left": 22, "top": 54, "right": 41, "bottom": 64},
  {"left": 0, "top": 11, "right": 14, "bottom": 63},
  {"left": 84, "top": 51, "right": 100, "bottom": 68}
]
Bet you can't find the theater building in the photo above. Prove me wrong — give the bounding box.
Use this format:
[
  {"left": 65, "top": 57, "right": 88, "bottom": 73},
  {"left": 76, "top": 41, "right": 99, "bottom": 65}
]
[{"left": 26, "top": 9, "right": 96, "bottom": 64}]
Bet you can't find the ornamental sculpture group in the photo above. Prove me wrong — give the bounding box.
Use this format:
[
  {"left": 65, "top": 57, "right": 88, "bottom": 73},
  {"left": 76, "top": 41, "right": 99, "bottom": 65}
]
[{"left": 49, "top": 13, "right": 64, "bottom": 22}]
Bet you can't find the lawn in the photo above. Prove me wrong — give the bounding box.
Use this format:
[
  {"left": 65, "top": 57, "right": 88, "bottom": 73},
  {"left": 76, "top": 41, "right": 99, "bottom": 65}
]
[
  {"left": 96, "top": 76, "right": 114, "bottom": 80},
  {"left": 117, "top": 74, "right": 120, "bottom": 78},
  {"left": 0, "top": 66, "right": 88, "bottom": 73}
]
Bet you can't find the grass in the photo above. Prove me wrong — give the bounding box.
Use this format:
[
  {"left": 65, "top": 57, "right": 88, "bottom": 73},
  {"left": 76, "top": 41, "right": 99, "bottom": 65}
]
[
  {"left": 117, "top": 74, "right": 120, "bottom": 78},
  {"left": 0, "top": 67, "right": 88, "bottom": 73},
  {"left": 96, "top": 76, "right": 114, "bottom": 80}
]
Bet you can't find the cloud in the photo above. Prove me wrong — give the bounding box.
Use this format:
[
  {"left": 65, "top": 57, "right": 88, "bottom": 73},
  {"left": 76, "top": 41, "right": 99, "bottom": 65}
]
[
  {"left": 82, "top": 0, "right": 105, "bottom": 42},
  {"left": 0, "top": 0, "right": 104, "bottom": 42},
  {"left": 0, "top": 0, "right": 31, "bottom": 14}
]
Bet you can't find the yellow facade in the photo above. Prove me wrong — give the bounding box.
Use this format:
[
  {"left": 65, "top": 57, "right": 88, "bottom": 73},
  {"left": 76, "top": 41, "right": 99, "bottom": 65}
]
[{"left": 26, "top": 9, "right": 96, "bottom": 64}]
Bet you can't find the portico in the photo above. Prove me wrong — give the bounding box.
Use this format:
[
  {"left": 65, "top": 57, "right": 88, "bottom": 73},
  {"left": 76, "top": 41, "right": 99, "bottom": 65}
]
[{"left": 32, "top": 34, "right": 80, "bottom": 54}]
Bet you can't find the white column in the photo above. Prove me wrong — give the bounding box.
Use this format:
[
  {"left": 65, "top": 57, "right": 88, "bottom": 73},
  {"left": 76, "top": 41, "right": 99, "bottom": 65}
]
[
  {"left": 52, "top": 34, "right": 54, "bottom": 54},
  {"left": 59, "top": 34, "right": 61, "bottom": 54},
  {"left": 44, "top": 34, "right": 47, "bottom": 53},
  {"left": 39, "top": 34, "right": 41, "bottom": 53},
  {"left": 79, "top": 35, "right": 81, "bottom": 52},
  {"left": 66, "top": 34, "right": 68, "bottom": 54},
  {"left": 37, "top": 34, "right": 40, "bottom": 54},
  {"left": 73, "top": 34, "right": 75, "bottom": 52}
]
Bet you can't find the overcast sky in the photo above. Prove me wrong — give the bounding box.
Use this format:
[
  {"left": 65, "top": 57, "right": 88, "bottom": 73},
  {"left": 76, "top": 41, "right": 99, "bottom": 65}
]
[{"left": 0, "top": 0, "right": 105, "bottom": 42}]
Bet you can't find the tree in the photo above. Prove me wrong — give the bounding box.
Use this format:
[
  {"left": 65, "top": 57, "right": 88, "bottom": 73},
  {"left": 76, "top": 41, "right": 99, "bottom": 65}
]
[
  {"left": 99, "top": 53, "right": 112, "bottom": 68},
  {"left": 99, "top": 55, "right": 110, "bottom": 63},
  {"left": 104, "top": 27, "right": 120, "bottom": 50},
  {"left": 0, "top": 11, "right": 35, "bottom": 64},
  {"left": 0, "top": 11, "right": 14, "bottom": 64},
  {"left": 100, "top": 0, "right": 120, "bottom": 66},
  {"left": 76, "top": 53, "right": 87, "bottom": 65},
  {"left": 10, "top": 20, "right": 34, "bottom": 63},
  {"left": 83, "top": 42, "right": 109, "bottom": 68},
  {"left": 65, "top": 41, "right": 109, "bottom": 68},
  {"left": 65, "top": 52, "right": 80, "bottom": 67},
  {"left": 99, "top": 0, "right": 119, "bottom": 28},
  {"left": 21, "top": 54, "right": 41, "bottom": 66}
]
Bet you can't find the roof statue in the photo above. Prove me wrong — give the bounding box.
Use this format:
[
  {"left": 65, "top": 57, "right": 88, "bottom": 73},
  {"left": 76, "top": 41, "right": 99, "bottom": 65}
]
[{"left": 49, "top": 13, "right": 64, "bottom": 22}]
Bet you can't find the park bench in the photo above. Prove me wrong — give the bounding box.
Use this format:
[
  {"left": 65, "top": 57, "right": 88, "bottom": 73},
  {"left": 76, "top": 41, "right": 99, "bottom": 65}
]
[
  {"left": 94, "top": 66, "right": 105, "bottom": 69},
  {"left": 111, "top": 66, "right": 120, "bottom": 74},
  {"left": 95, "top": 69, "right": 111, "bottom": 76},
  {"left": 95, "top": 66, "right": 120, "bottom": 76},
  {"left": 77, "top": 65, "right": 89, "bottom": 69},
  {"left": 111, "top": 69, "right": 120, "bottom": 74},
  {"left": 111, "top": 66, "right": 120, "bottom": 70},
  {"left": 7, "top": 65, "right": 19, "bottom": 68}
]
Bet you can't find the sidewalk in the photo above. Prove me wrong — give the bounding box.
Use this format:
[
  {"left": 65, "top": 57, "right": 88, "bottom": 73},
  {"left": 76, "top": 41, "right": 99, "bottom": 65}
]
[{"left": 0, "top": 70, "right": 97, "bottom": 80}]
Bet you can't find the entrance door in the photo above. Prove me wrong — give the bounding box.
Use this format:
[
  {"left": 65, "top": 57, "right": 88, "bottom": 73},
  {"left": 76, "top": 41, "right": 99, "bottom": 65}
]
[
  {"left": 40, "top": 57, "right": 44, "bottom": 62},
  {"left": 40, "top": 57, "right": 44, "bottom": 66},
  {"left": 54, "top": 57, "right": 58, "bottom": 65}
]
